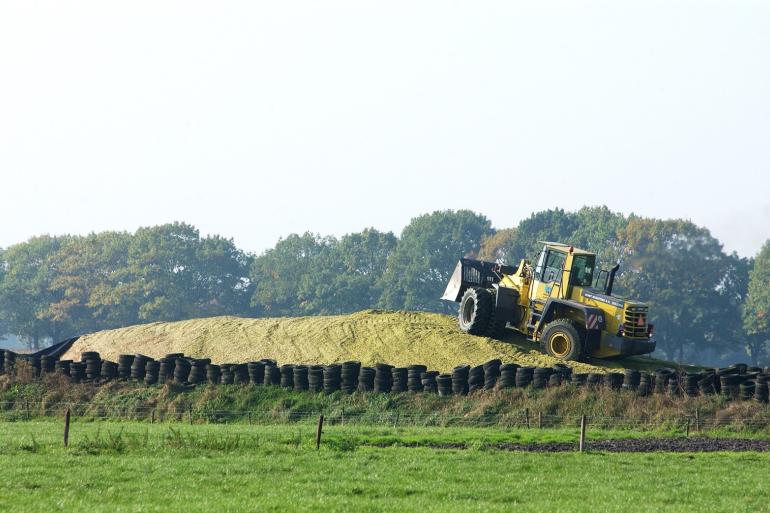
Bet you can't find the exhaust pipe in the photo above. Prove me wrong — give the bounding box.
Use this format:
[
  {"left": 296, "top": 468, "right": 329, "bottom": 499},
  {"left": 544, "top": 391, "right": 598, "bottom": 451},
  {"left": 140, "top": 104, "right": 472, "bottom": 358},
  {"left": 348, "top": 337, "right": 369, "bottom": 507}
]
[{"left": 605, "top": 263, "right": 620, "bottom": 296}]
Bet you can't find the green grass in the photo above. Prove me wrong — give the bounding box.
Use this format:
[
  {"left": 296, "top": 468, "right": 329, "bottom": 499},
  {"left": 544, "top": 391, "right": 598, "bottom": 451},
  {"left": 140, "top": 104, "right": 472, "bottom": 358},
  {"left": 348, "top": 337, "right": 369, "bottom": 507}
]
[{"left": 2, "top": 421, "right": 770, "bottom": 513}]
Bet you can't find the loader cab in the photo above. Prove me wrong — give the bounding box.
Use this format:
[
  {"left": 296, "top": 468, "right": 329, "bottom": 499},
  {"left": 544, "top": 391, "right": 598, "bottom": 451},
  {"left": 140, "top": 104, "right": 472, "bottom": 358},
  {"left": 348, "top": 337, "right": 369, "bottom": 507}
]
[{"left": 531, "top": 242, "right": 596, "bottom": 303}]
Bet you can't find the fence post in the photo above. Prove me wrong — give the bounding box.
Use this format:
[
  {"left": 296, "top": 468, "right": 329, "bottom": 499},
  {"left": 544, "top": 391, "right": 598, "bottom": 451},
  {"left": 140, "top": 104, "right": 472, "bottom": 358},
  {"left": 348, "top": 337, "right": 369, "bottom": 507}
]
[
  {"left": 26, "top": 399, "right": 30, "bottom": 421},
  {"left": 188, "top": 405, "right": 193, "bottom": 425},
  {"left": 537, "top": 411, "right": 542, "bottom": 429},
  {"left": 341, "top": 407, "right": 345, "bottom": 427},
  {"left": 695, "top": 408, "right": 700, "bottom": 434},
  {"left": 151, "top": 410, "right": 155, "bottom": 424},
  {"left": 64, "top": 408, "right": 71, "bottom": 447},
  {"left": 393, "top": 412, "right": 400, "bottom": 429},
  {"left": 248, "top": 412, "right": 252, "bottom": 425},
  {"left": 316, "top": 414, "right": 324, "bottom": 450},
  {"left": 525, "top": 408, "right": 530, "bottom": 429},
  {"left": 685, "top": 418, "right": 690, "bottom": 437},
  {"left": 579, "top": 415, "right": 587, "bottom": 452}
]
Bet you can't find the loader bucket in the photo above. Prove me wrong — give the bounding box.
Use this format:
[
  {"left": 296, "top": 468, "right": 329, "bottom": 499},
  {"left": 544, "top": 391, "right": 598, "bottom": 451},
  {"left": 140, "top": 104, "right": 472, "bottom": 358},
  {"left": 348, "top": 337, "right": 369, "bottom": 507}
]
[
  {"left": 441, "top": 261, "right": 465, "bottom": 302},
  {"left": 441, "top": 258, "right": 515, "bottom": 303}
]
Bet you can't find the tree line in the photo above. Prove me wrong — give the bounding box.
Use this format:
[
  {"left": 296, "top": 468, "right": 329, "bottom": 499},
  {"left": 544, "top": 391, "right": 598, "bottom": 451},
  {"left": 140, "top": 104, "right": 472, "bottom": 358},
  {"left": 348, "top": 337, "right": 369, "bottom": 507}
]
[{"left": 0, "top": 206, "right": 768, "bottom": 366}]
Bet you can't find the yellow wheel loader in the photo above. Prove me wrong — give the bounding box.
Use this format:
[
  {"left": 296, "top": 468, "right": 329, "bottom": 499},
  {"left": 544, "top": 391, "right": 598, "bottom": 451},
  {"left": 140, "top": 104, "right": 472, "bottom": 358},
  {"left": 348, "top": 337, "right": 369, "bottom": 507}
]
[{"left": 442, "top": 241, "right": 655, "bottom": 361}]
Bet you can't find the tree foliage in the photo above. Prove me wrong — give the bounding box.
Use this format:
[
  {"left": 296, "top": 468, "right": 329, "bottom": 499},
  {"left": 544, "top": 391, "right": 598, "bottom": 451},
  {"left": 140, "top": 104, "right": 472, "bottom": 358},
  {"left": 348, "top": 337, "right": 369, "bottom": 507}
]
[
  {"left": 0, "top": 209, "right": 763, "bottom": 366},
  {"left": 378, "top": 210, "right": 493, "bottom": 313},
  {"left": 614, "top": 218, "right": 746, "bottom": 362},
  {"left": 743, "top": 241, "right": 770, "bottom": 362},
  {"left": 0, "top": 235, "right": 70, "bottom": 347},
  {"left": 0, "top": 224, "right": 252, "bottom": 346}
]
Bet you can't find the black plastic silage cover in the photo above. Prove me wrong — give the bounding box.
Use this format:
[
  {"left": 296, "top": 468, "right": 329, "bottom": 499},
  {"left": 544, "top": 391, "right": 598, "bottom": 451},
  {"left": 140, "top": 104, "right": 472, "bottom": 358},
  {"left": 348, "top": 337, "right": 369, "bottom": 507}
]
[{"left": 31, "top": 336, "right": 80, "bottom": 358}]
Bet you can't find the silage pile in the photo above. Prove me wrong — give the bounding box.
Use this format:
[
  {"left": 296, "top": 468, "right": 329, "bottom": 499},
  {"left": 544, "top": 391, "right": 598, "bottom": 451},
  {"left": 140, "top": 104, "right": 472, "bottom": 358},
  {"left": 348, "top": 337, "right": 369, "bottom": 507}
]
[{"left": 63, "top": 310, "right": 614, "bottom": 373}]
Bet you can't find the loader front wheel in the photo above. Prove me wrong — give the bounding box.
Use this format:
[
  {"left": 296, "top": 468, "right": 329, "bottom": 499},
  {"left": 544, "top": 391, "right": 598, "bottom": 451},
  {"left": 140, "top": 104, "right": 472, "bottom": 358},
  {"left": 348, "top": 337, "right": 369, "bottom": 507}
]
[
  {"left": 542, "top": 320, "right": 584, "bottom": 361},
  {"left": 458, "top": 287, "right": 493, "bottom": 336}
]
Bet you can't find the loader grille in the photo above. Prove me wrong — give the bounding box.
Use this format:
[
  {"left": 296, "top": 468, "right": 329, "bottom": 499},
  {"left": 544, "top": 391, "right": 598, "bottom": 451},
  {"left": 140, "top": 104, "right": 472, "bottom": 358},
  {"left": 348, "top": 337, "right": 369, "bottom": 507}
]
[
  {"left": 623, "top": 306, "right": 648, "bottom": 338},
  {"left": 463, "top": 266, "right": 482, "bottom": 285}
]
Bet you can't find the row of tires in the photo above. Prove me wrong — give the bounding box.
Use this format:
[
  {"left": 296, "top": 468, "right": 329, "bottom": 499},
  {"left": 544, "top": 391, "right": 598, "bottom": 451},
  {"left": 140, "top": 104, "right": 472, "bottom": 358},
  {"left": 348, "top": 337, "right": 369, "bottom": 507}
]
[{"left": 1, "top": 350, "right": 769, "bottom": 402}]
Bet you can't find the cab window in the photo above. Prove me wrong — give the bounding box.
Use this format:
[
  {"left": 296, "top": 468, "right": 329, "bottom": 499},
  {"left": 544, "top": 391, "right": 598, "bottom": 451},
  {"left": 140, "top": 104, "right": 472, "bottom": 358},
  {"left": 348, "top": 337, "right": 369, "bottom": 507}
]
[
  {"left": 571, "top": 254, "right": 596, "bottom": 287},
  {"left": 542, "top": 250, "right": 566, "bottom": 283},
  {"left": 533, "top": 248, "right": 547, "bottom": 280}
]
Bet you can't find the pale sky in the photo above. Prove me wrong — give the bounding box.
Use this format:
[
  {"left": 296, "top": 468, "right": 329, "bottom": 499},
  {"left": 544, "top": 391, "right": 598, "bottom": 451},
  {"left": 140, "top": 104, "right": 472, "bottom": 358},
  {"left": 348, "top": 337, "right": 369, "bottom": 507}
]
[{"left": 1, "top": 1, "right": 769, "bottom": 257}]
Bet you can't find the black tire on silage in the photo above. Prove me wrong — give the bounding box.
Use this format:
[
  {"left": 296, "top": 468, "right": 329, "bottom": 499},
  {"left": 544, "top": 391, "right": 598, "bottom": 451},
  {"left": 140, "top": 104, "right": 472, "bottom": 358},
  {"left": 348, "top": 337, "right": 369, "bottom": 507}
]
[
  {"left": 221, "top": 364, "right": 235, "bottom": 385},
  {"left": 341, "top": 361, "right": 361, "bottom": 394},
  {"left": 515, "top": 366, "right": 534, "bottom": 388},
  {"left": 483, "top": 359, "right": 501, "bottom": 390},
  {"left": 248, "top": 361, "right": 266, "bottom": 385},
  {"left": 173, "top": 358, "right": 191, "bottom": 384},
  {"left": 499, "top": 363, "right": 518, "bottom": 388},
  {"left": 293, "top": 365, "right": 309, "bottom": 391},
  {"left": 100, "top": 361, "right": 118, "bottom": 381},
  {"left": 457, "top": 288, "right": 494, "bottom": 336},
  {"left": 407, "top": 365, "right": 427, "bottom": 392},
  {"left": 374, "top": 363, "right": 393, "bottom": 393},
  {"left": 206, "top": 364, "right": 221, "bottom": 384},
  {"left": 323, "top": 364, "right": 341, "bottom": 394},
  {"left": 468, "top": 365, "right": 484, "bottom": 393},
  {"left": 70, "top": 362, "right": 86, "bottom": 383},
  {"left": 145, "top": 361, "right": 160, "bottom": 385},
  {"left": 358, "top": 367, "right": 375, "bottom": 392},
  {"left": 437, "top": 374, "right": 453, "bottom": 396},
  {"left": 421, "top": 371, "right": 438, "bottom": 393},
  {"left": 280, "top": 364, "right": 295, "bottom": 388},
  {"left": 308, "top": 365, "right": 324, "bottom": 393},
  {"left": 391, "top": 368, "right": 408, "bottom": 393},
  {"left": 188, "top": 361, "right": 207, "bottom": 385},
  {"left": 451, "top": 365, "right": 470, "bottom": 395}
]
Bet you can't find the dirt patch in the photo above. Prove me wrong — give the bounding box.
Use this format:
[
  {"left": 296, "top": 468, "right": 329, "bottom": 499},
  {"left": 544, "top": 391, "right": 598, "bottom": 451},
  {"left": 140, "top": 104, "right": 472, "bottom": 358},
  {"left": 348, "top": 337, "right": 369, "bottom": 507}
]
[
  {"left": 62, "top": 310, "right": 619, "bottom": 373},
  {"left": 369, "top": 438, "right": 770, "bottom": 452}
]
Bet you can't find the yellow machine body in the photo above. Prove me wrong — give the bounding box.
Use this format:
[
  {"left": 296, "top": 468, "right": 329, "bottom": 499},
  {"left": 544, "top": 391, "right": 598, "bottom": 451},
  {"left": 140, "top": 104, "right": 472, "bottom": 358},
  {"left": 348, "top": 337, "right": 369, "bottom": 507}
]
[{"left": 443, "top": 241, "right": 655, "bottom": 360}]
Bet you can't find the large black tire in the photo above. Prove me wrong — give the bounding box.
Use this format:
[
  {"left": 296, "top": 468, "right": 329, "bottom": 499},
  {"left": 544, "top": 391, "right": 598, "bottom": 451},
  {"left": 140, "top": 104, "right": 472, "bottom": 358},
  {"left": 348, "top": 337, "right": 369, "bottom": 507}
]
[
  {"left": 458, "top": 287, "right": 494, "bottom": 335},
  {"left": 486, "top": 307, "right": 507, "bottom": 338},
  {"left": 541, "top": 319, "right": 584, "bottom": 361}
]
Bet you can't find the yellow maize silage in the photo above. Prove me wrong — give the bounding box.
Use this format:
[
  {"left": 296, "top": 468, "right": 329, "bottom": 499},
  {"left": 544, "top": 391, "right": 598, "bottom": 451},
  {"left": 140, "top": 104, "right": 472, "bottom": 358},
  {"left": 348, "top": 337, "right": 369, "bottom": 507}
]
[{"left": 63, "top": 309, "right": 628, "bottom": 373}]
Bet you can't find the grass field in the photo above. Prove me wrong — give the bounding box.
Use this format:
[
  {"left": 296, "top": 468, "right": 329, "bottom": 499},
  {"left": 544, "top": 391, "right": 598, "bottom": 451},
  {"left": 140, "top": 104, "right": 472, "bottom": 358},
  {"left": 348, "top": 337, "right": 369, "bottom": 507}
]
[
  {"left": 62, "top": 309, "right": 677, "bottom": 374},
  {"left": 2, "top": 421, "right": 769, "bottom": 513}
]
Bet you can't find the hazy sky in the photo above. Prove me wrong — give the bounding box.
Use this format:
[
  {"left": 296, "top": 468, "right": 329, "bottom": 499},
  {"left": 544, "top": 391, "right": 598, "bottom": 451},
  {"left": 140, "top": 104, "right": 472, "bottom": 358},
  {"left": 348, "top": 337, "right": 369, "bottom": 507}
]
[{"left": 1, "top": 1, "right": 768, "bottom": 257}]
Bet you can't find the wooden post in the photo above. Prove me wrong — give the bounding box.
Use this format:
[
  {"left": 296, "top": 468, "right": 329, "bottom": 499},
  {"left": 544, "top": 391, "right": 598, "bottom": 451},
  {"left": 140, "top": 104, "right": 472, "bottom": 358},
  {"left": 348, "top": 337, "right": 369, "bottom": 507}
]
[
  {"left": 537, "top": 411, "right": 542, "bottom": 429},
  {"left": 63, "top": 408, "right": 71, "bottom": 447},
  {"left": 151, "top": 410, "right": 155, "bottom": 424},
  {"left": 26, "top": 399, "right": 30, "bottom": 421},
  {"left": 393, "top": 412, "right": 400, "bottom": 428},
  {"left": 695, "top": 408, "right": 700, "bottom": 434},
  {"left": 316, "top": 414, "right": 324, "bottom": 450},
  {"left": 248, "top": 412, "right": 252, "bottom": 425},
  {"left": 579, "top": 415, "right": 587, "bottom": 452},
  {"left": 188, "top": 405, "right": 193, "bottom": 425},
  {"left": 525, "top": 408, "right": 530, "bottom": 429},
  {"left": 341, "top": 407, "right": 345, "bottom": 427},
  {"left": 685, "top": 418, "right": 690, "bottom": 437}
]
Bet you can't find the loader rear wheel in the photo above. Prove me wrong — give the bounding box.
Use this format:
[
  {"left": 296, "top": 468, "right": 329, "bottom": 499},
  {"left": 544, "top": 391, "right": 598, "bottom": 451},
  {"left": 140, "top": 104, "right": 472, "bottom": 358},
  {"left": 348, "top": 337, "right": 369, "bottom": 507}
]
[
  {"left": 458, "top": 288, "right": 493, "bottom": 335},
  {"left": 542, "top": 320, "right": 584, "bottom": 361}
]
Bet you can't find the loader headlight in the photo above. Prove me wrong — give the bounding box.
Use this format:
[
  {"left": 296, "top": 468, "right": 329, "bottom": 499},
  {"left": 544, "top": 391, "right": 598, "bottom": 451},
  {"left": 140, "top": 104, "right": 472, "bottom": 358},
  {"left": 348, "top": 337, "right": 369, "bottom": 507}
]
[{"left": 615, "top": 314, "right": 622, "bottom": 320}]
